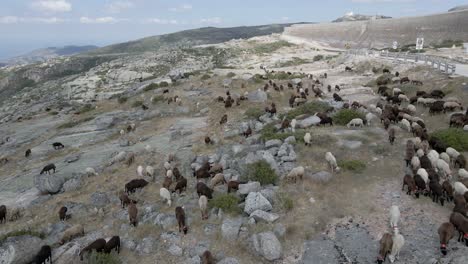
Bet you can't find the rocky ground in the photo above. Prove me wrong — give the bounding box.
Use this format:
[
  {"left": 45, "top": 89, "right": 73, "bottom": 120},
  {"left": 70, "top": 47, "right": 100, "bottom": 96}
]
[{"left": 0, "top": 34, "right": 468, "bottom": 264}]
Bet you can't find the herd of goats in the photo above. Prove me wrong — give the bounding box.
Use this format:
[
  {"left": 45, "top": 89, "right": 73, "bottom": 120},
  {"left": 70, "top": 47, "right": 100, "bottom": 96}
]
[{"left": 1, "top": 64, "right": 468, "bottom": 264}]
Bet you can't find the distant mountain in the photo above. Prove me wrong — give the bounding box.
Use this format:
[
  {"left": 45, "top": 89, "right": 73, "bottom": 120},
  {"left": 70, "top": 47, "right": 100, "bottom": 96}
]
[
  {"left": 448, "top": 5, "right": 468, "bottom": 12},
  {"left": 89, "top": 24, "right": 306, "bottom": 55},
  {"left": 4, "top": 45, "right": 99, "bottom": 65},
  {"left": 332, "top": 13, "right": 391, "bottom": 23}
]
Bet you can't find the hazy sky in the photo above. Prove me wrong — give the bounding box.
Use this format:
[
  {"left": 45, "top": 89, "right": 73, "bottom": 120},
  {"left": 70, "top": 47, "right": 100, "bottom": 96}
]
[{"left": 0, "top": 0, "right": 466, "bottom": 59}]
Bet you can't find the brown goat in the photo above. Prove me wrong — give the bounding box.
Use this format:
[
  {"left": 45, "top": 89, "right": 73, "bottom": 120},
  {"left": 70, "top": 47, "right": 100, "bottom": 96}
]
[
  {"left": 119, "top": 192, "right": 136, "bottom": 208},
  {"left": 173, "top": 167, "right": 182, "bottom": 181},
  {"left": 442, "top": 180, "right": 454, "bottom": 202},
  {"left": 220, "top": 114, "right": 227, "bottom": 125},
  {"left": 227, "top": 181, "right": 239, "bottom": 193},
  {"left": 449, "top": 212, "right": 468, "bottom": 246},
  {"left": 174, "top": 177, "right": 187, "bottom": 194},
  {"left": 175, "top": 206, "right": 188, "bottom": 234},
  {"left": 104, "top": 236, "right": 120, "bottom": 254},
  {"left": 163, "top": 176, "right": 173, "bottom": 189},
  {"left": 453, "top": 195, "right": 467, "bottom": 217},
  {"left": 128, "top": 201, "right": 138, "bottom": 227},
  {"left": 388, "top": 127, "right": 396, "bottom": 145},
  {"left": 202, "top": 250, "right": 215, "bottom": 264},
  {"left": 197, "top": 182, "right": 213, "bottom": 199},
  {"left": 0, "top": 205, "right": 6, "bottom": 224},
  {"left": 402, "top": 174, "right": 418, "bottom": 197},
  {"left": 59, "top": 206, "right": 68, "bottom": 221},
  {"left": 438, "top": 222, "right": 455, "bottom": 255},
  {"left": 80, "top": 238, "right": 106, "bottom": 261},
  {"left": 377, "top": 233, "right": 393, "bottom": 264},
  {"left": 205, "top": 136, "right": 212, "bottom": 145}
]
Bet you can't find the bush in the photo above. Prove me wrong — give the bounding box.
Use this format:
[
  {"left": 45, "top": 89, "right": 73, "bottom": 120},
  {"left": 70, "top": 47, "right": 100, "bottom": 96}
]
[
  {"left": 433, "top": 39, "right": 463, "bottom": 49},
  {"left": 0, "top": 230, "right": 45, "bottom": 243},
  {"left": 201, "top": 74, "right": 211, "bottom": 80},
  {"left": 333, "top": 109, "right": 365, "bottom": 126},
  {"left": 284, "top": 101, "right": 330, "bottom": 120},
  {"left": 144, "top": 83, "right": 159, "bottom": 91},
  {"left": 117, "top": 96, "right": 128, "bottom": 104},
  {"left": 159, "top": 81, "right": 169, "bottom": 87},
  {"left": 226, "top": 72, "right": 236, "bottom": 78},
  {"left": 78, "top": 104, "right": 94, "bottom": 114},
  {"left": 49, "top": 111, "right": 59, "bottom": 115},
  {"left": 131, "top": 100, "right": 144, "bottom": 108},
  {"left": 245, "top": 107, "right": 264, "bottom": 120},
  {"left": 210, "top": 194, "right": 240, "bottom": 214},
  {"left": 276, "top": 192, "right": 294, "bottom": 212},
  {"left": 253, "top": 40, "right": 293, "bottom": 54},
  {"left": 88, "top": 251, "right": 121, "bottom": 264},
  {"left": 246, "top": 160, "right": 278, "bottom": 185},
  {"left": 338, "top": 160, "right": 366, "bottom": 173},
  {"left": 259, "top": 123, "right": 306, "bottom": 142},
  {"left": 431, "top": 129, "right": 468, "bottom": 151},
  {"left": 151, "top": 95, "right": 165, "bottom": 104},
  {"left": 276, "top": 57, "right": 309, "bottom": 67},
  {"left": 313, "top": 55, "right": 324, "bottom": 61}
]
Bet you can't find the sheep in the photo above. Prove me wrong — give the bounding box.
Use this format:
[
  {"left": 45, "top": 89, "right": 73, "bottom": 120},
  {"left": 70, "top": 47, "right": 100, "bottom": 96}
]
[
  {"left": 125, "top": 179, "right": 149, "bottom": 193},
  {"left": 137, "top": 165, "right": 144, "bottom": 177},
  {"left": 145, "top": 166, "right": 154, "bottom": 177},
  {"left": 291, "top": 119, "right": 297, "bottom": 133},
  {"left": 197, "top": 182, "right": 213, "bottom": 199},
  {"left": 175, "top": 206, "right": 188, "bottom": 234},
  {"left": 347, "top": 118, "right": 364, "bottom": 128},
  {"left": 416, "top": 149, "right": 424, "bottom": 158},
  {"left": 400, "top": 119, "right": 411, "bottom": 132},
  {"left": 392, "top": 88, "right": 401, "bottom": 96},
  {"left": 286, "top": 166, "right": 304, "bottom": 183},
  {"left": 34, "top": 245, "right": 52, "bottom": 264},
  {"left": 420, "top": 155, "right": 433, "bottom": 171},
  {"left": 421, "top": 140, "right": 430, "bottom": 154},
  {"left": 227, "top": 180, "right": 240, "bottom": 193},
  {"left": 417, "top": 168, "right": 429, "bottom": 184},
  {"left": 174, "top": 177, "right": 187, "bottom": 193},
  {"left": 164, "top": 161, "right": 172, "bottom": 171},
  {"left": 104, "top": 236, "right": 120, "bottom": 254},
  {"left": 80, "top": 238, "right": 107, "bottom": 261},
  {"left": 398, "top": 94, "right": 409, "bottom": 102},
  {"left": 453, "top": 182, "right": 468, "bottom": 196},
  {"left": 59, "top": 206, "right": 67, "bottom": 221},
  {"left": 163, "top": 176, "right": 173, "bottom": 189},
  {"left": 407, "top": 104, "right": 416, "bottom": 114},
  {"left": 449, "top": 212, "right": 468, "bottom": 246},
  {"left": 447, "top": 147, "right": 460, "bottom": 160},
  {"left": 6, "top": 207, "right": 22, "bottom": 222},
  {"left": 160, "top": 188, "right": 172, "bottom": 206},
  {"left": 325, "top": 152, "right": 339, "bottom": 173},
  {"left": 427, "top": 150, "right": 439, "bottom": 168},
  {"left": 40, "top": 163, "right": 56, "bottom": 174},
  {"left": 202, "top": 250, "right": 215, "bottom": 264},
  {"left": 304, "top": 133, "right": 311, "bottom": 146},
  {"left": 411, "top": 156, "right": 420, "bottom": 171},
  {"left": 377, "top": 233, "right": 393, "bottom": 264},
  {"left": 210, "top": 173, "right": 226, "bottom": 188},
  {"left": 438, "top": 222, "right": 456, "bottom": 255},
  {"left": 120, "top": 129, "right": 125, "bottom": 136},
  {"left": 459, "top": 169, "right": 468, "bottom": 179},
  {"left": 128, "top": 201, "right": 138, "bottom": 227},
  {"left": 199, "top": 195, "right": 208, "bottom": 220},
  {"left": 444, "top": 102, "right": 463, "bottom": 112},
  {"left": 440, "top": 153, "right": 451, "bottom": 165},
  {"left": 402, "top": 174, "right": 418, "bottom": 197},
  {"left": 52, "top": 142, "right": 65, "bottom": 149},
  {"left": 388, "top": 230, "right": 405, "bottom": 263},
  {"left": 389, "top": 205, "right": 400, "bottom": 229},
  {"left": 85, "top": 167, "right": 98, "bottom": 176},
  {"left": 209, "top": 163, "right": 223, "bottom": 175},
  {"left": 25, "top": 149, "right": 31, "bottom": 157},
  {"left": 366, "top": 113, "right": 376, "bottom": 126},
  {"left": 59, "top": 224, "right": 85, "bottom": 245},
  {"left": 436, "top": 159, "right": 452, "bottom": 179},
  {"left": 166, "top": 169, "right": 174, "bottom": 178},
  {"left": 388, "top": 126, "right": 396, "bottom": 145}
]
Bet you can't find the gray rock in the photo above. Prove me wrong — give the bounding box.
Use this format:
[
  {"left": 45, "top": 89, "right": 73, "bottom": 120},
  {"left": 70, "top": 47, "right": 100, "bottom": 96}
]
[
  {"left": 135, "top": 237, "right": 156, "bottom": 255},
  {"left": 238, "top": 182, "right": 261, "bottom": 195},
  {"left": 62, "top": 178, "right": 82, "bottom": 192},
  {"left": 281, "top": 149, "right": 297, "bottom": 162},
  {"left": 259, "top": 114, "right": 273, "bottom": 124},
  {"left": 167, "top": 244, "right": 183, "bottom": 256},
  {"left": 301, "top": 237, "right": 339, "bottom": 264},
  {"left": 298, "top": 115, "right": 321, "bottom": 128},
  {"left": 306, "top": 171, "right": 333, "bottom": 182},
  {"left": 292, "top": 78, "right": 302, "bottom": 84},
  {"left": 90, "top": 192, "right": 109, "bottom": 207},
  {"left": 259, "top": 151, "right": 279, "bottom": 174},
  {"left": 254, "top": 122, "right": 264, "bottom": 132},
  {"left": 209, "top": 153, "right": 220, "bottom": 164},
  {"left": 94, "top": 115, "right": 116, "bottom": 130},
  {"left": 266, "top": 147, "right": 278, "bottom": 157},
  {"left": 248, "top": 90, "right": 267, "bottom": 103},
  {"left": 0, "top": 235, "right": 45, "bottom": 264},
  {"left": 274, "top": 223, "right": 286, "bottom": 238},
  {"left": 154, "top": 213, "right": 176, "bottom": 230},
  {"left": 265, "top": 139, "right": 282, "bottom": 149},
  {"left": 53, "top": 242, "right": 81, "bottom": 264},
  {"left": 184, "top": 256, "right": 201, "bottom": 264},
  {"left": 43, "top": 222, "right": 70, "bottom": 244},
  {"left": 245, "top": 152, "right": 261, "bottom": 165},
  {"left": 250, "top": 210, "right": 279, "bottom": 223},
  {"left": 259, "top": 188, "right": 276, "bottom": 204},
  {"left": 187, "top": 241, "right": 210, "bottom": 258},
  {"left": 204, "top": 224, "right": 217, "bottom": 235},
  {"left": 338, "top": 140, "right": 362, "bottom": 149},
  {"left": 221, "top": 217, "right": 243, "bottom": 241},
  {"left": 34, "top": 173, "right": 65, "bottom": 194},
  {"left": 251, "top": 232, "right": 282, "bottom": 261},
  {"left": 119, "top": 138, "right": 130, "bottom": 147},
  {"left": 224, "top": 129, "right": 240, "bottom": 139},
  {"left": 218, "top": 257, "right": 240, "bottom": 264},
  {"left": 160, "top": 232, "right": 180, "bottom": 244},
  {"left": 232, "top": 145, "right": 244, "bottom": 155},
  {"left": 285, "top": 136, "right": 296, "bottom": 144},
  {"left": 244, "top": 192, "right": 272, "bottom": 214},
  {"left": 64, "top": 154, "right": 80, "bottom": 163},
  {"left": 246, "top": 134, "right": 261, "bottom": 145}
]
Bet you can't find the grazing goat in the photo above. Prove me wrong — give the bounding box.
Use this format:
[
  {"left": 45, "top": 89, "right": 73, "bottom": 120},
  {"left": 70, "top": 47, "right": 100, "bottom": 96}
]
[
  {"left": 227, "top": 181, "right": 240, "bottom": 193},
  {"left": 325, "top": 152, "right": 339, "bottom": 173},
  {"left": 174, "top": 177, "right": 187, "bottom": 194},
  {"left": 59, "top": 224, "right": 84, "bottom": 245},
  {"left": 59, "top": 206, "right": 67, "bottom": 221},
  {"left": 202, "top": 250, "right": 215, "bottom": 264},
  {"left": 438, "top": 222, "right": 455, "bottom": 255},
  {"left": 199, "top": 195, "right": 208, "bottom": 220},
  {"left": 25, "top": 149, "right": 31, "bottom": 157},
  {"left": 220, "top": 114, "right": 227, "bottom": 125},
  {"left": 389, "top": 205, "right": 400, "bottom": 229},
  {"left": 128, "top": 201, "right": 138, "bottom": 227},
  {"left": 286, "top": 166, "right": 304, "bottom": 183},
  {"left": 52, "top": 142, "right": 65, "bottom": 149},
  {"left": 449, "top": 212, "right": 468, "bottom": 246},
  {"left": 389, "top": 230, "right": 405, "bottom": 263},
  {"left": 40, "top": 163, "right": 56, "bottom": 175},
  {"left": 402, "top": 174, "right": 418, "bottom": 197},
  {"left": 175, "top": 206, "right": 188, "bottom": 234},
  {"left": 347, "top": 118, "right": 364, "bottom": 128},
  {"left": 34, "top": 245, "right": 52, "bottom": 264},
  {"left": 377, "top": 233, "right": 393, "bottom": 264},
  {"left": 304, "top": 133, "right": 311, "bottom": 146},
  {"left": 205, "top": 136, "right": 213, "bottom": 145},
  {"left": 80, "top": 238, "right": 107, "bottom": 260},
  {"left": 137, "top": 165, "right": 144, "bottom": 177},
  {"left": 197, "top": 182, "right": 213, "bottom": 199},
  {"left": 388, "top": 127, "right": 396, "bottom": 145},
  {"left": 125, "top": 179, "right": 149, "bottom": 193},
  {"left": 104, "top": 236, "right": 120, "bottom": 254},
  {"left": 210, "top": 173, "right": 226, "bottom": 188},
  {"left": 163, "top": 176, "right": 173, "bottom": 189},
  {"left": 160, "top": 188, "right": 172, "bottom": 206}
]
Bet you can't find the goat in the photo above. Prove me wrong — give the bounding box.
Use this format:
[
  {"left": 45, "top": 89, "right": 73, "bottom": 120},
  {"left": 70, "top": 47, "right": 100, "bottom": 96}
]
[
  {"left": 197, "top": 182, "right": 213, "bottom": 199},
  {"left": 59, "top": 224, "right": 84, "bottom": 245},
  {"left": 52, "top": 142, "right": 65, "bottom": 149},
  {"left": 128, "top": 201, "right": 138, "bottom": 227},
  {"left": 40, "top": 163, "right": 56, "bottom": 175},
  {"left": 438, "top": 222, "right": 455, "bottom": 255},
  {"left": 175, "top": 206, "right": 188, "bottom": 234},
  {"left": 34, "top": 245, "right": 52, "bottom": 264},
  {"left": 80, "top": 238, "right": 107, "bottom": 261},
  {"left": 449, "top": 212, "right": 468, "bottom": 246},
  {"left": 104, "top": 236, "right": 120, "bottom": 254},
  {"left": 59, "top": 206, "right": 68, "bottom": 221},
  {"left": 377, "top": 233, "right": 393, "bottom": 264},
  {"left": 199, "top": 195, "right": 208, "bottom": 220}
]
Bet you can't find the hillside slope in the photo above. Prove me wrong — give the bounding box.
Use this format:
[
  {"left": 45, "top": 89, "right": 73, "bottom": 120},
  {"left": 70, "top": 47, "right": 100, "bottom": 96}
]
[
  {"left": 5, "top": 45, "right": 98, "bottom": 65},
  {"left": 284, "top": 10, "right": 468, "bottom": 49}
]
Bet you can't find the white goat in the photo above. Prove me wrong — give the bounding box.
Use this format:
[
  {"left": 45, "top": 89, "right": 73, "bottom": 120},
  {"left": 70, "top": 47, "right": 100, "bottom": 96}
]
[{"left": 159, "top": 188, "right": 172, "bottom": 206}]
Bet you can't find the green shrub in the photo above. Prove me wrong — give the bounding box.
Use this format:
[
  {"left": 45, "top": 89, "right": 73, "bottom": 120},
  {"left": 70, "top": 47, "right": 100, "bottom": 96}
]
[
  {"left": 333, "top": 109, "right": 365, "bottom": 126},
  {"left": 313, "top": 55, "right": 324, "bottom": 61},
  {"left": 338, "top": 160, "right": 366, "bottom": 173},
  {"left": 209, "top": 194, "right": 240, "bottom": 214},
  {"left": 252, "top": 40, "right": 293, "bottom": 54},
  {"left": 226, "top": 72, "right": 236, "bottom": 78},
  {"left": 431, "top": 129, "right": 468, "bottom": 151},
  {"left": 151, "top": 95, "right": 165, "bottom": 104},
  {"left": 259, "top": 123, "right": 305, "bottom": 142},
  {"left": 131, "top": 100, "right": 144, "bottom": 108},
  {"left": 144, "top": 83, "right": 159, "bottom": 91},
  {"left": 0, "top": 230, "right": 45, "bottom": 243},
  {"left": 433, "top": 39, "right": 463, "bottom": 49},
  {"left": 201, "top": 74, "right": 211, "bottom": 80},
  {"left": 49, "top": 111, "right": 59, "bottom": 115},
  {"left": 276, "top": 192, "right": 294, "bottom": 212},
  {"left": 276, "top": 57, "right": 309, "bottom": 67},
  {"left": 87, "top": 251, "right": 121, "bottom": 264},
  {"left": 245, "top": 107, "right": 264, "bottom": 120},
  {"left": 117, "top": 96, "right": 128, "bottom": 104},
  {"left": 159, "top": 81, "right": 169, "bottom": 87},
  {"left": 78, "top": 104, "right": 94, "bottom": 114},
  {"left": 246, "top": 160, "right": 278, "bottom": 185},
  {"left": 284, "top": 101, "right": 330, "bottom": 120}
]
